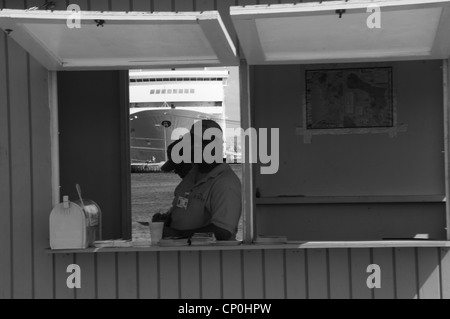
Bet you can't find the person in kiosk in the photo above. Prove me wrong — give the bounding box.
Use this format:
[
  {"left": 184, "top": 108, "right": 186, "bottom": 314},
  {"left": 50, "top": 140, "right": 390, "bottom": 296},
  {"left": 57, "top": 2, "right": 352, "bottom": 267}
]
[
  {"left": 161, "top": 119, "right": 242, "bottom": 241},
  {"left": 150, "top": 136, "right": 194, "bottom": 226}
]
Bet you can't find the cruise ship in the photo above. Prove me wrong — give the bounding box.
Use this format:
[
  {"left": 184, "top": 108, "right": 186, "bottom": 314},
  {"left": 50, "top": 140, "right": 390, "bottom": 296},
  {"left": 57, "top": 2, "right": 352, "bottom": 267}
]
[{"left": 129, "top": 69, "right": 236, "bottom": 164}]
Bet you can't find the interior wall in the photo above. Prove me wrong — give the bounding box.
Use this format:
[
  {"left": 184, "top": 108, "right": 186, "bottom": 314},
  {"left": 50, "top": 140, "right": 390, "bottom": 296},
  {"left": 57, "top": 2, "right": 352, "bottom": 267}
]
[
  {"left": 257, "top": 203, "right": 446, "bottom": 241},
  {"left": 252, "top": 61, "right": 445, "bottom": 197},
  {"left": 58, "top": 71, "right": 130, "bottom": 240},
  {"left": 252, "top": 60, "right": 447, "bottom": 240}
]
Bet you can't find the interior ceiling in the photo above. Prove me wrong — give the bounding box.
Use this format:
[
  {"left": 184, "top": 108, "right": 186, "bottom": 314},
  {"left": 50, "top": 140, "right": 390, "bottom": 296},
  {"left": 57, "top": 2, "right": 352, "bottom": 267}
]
[
  {"left": 231, "top": 0, "right": 450, "bottom": 64},
  {"left": 256, "top": 8, "right": 440, "bottom": 61},
  {"left": 22, "top": 21, "right": 215, "bottom": 60},
  {"left": 0, "top": 10, "right": 237, "bottom": 70}
]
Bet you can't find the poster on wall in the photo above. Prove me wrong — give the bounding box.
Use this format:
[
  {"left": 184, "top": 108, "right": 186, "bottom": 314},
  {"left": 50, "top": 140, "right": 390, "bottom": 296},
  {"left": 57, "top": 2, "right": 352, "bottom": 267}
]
[{"left": 305, "top": 67, "right": 394, "bottom": 129}]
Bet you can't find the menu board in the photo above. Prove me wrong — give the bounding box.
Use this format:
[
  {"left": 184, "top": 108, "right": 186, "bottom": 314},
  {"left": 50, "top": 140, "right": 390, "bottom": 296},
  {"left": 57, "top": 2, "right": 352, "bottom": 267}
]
[{"left": 305, "top": 67, "right": 393, "bottom": 129}]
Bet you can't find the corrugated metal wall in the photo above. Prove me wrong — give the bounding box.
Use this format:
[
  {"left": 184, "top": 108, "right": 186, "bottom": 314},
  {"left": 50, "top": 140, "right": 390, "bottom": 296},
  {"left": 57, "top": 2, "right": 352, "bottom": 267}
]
[
  {"left": 39, "top": 248, "right": 450, "bottom": 299},
  {"left": 1, "top": 0, "right": 450, "bottom": 299}
]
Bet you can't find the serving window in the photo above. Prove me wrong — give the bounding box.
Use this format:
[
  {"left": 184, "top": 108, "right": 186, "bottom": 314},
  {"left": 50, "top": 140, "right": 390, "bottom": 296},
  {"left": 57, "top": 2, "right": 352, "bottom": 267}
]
[{"left": 129, "top": 67, "right": 243, "bottom": 242}]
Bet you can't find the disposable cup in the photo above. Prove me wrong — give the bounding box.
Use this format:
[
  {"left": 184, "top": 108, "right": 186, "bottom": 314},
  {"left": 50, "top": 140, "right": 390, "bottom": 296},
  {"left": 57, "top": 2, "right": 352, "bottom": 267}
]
[{"left": 149, "top": 222, "right": 164, "bottom": 245}]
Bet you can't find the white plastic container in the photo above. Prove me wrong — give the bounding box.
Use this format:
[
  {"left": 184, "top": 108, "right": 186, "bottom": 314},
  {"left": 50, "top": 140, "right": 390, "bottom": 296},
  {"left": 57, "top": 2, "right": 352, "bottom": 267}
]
[{"left": 50, "top": 196, "right": 102, "bottom": 250}]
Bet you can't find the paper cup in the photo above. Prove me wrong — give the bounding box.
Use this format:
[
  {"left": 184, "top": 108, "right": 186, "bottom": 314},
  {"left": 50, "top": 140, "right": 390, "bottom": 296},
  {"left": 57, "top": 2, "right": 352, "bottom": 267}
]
[{"left": 149, "top": 222, "right": 164, "bottom": 245}]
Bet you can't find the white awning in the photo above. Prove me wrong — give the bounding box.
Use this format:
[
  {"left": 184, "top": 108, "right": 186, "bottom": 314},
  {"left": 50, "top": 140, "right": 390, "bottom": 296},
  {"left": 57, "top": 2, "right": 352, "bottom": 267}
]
[
  {"left": 230, "top": 0, "right": 450, "bottom": 64},
  {"left": 0, "top": 9, "right": 237, "bottom": 70}
]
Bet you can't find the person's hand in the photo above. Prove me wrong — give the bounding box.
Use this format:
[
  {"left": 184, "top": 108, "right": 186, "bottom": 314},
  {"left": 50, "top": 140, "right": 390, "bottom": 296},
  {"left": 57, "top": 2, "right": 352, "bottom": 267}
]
[
  {"left": 151, "top": 213, "right": 164, "bottom": 222},
  {"left": 152, "top": 212, "right": 172, "bottom": 226}
]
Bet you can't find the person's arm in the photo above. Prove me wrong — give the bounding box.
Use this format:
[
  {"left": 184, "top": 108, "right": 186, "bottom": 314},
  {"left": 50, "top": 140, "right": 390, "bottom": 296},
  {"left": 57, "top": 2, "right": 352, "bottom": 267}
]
[
  {"left": 163, "top": 224, "right": 232, "bottom": 240},
  {"left": 208, "top": 176, "right": 242, "bottom": 236}
]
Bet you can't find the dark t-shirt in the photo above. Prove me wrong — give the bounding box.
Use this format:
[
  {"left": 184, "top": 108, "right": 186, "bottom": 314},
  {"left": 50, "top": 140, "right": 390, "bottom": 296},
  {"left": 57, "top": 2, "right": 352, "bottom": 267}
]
[{"left": 170, "top": 164, "right": 242, "bottom": 236}]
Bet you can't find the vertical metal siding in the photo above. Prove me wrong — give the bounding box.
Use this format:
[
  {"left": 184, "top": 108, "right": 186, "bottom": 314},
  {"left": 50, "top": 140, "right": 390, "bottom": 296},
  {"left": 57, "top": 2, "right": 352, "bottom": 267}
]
[
  {"left": 441, "top": 248, "right": 450, "bottom": 299},
  {"left": 372, "top": 248, "right": 396, "bottom": 299},
  {"left": 158, "top": 0, "right": 176, "bottom": 10},
  {"left": 264, "top": 250, "right": 285, "bottom": 299},
  {"left": 194, "top": 0, "right": 215, "bottom": 11},
  {"left": 9, "top": 32, "right": 33, "bottom": 299},
  {"left": 395, "top": 248, "right": 419, "bottom": 299},
  {"left": 58, "top": 248, "right": 450, "bottom": 299},
  {"left": 117, "top": 252, "right": 139, "bottom": 299},
  {"left": 76, "top": 254, "right": 96, "bottom": 299},
  {"left": 174, "top": 0, "right": 194, "bottom": 12},
  {"left": 242, "top": 250, "right": 264, "bottom": 299},
  {"left": 89, "top": 0, "right": 110, "bottom": 11},
  {"left": 3, "top": 0, "right": 32, "bottom": 300},
  {"left": 307, "top": 249, "right": 328, "bottom": 299},
  {"left": 221, "top": 250, "right": 243, "bottom": 299},
  {"left": 350, "top": 249, "right": 373, "bottom": 299},
  {"left": 201, "top": 251, "right": 222, "bottom": 299},
  {"left": 138, "top": 252, "right": 159, "bottom": 299},
  {"left": 72, "top": 0, "right": 89, "bottom": 10},
  {"left": 54, "top": 254, "right": 75, "bottom": 299},
  {"left": 417, "top": 248, "right": 441, "bottom": 299},
  {"left": 131, "top": 0, "right": 151, "bottom": 11},
  {"left": 180, "top": 251, "right": 201, "bottom": 299},
  {"left": 23, "top": 1, "right": 54, "bottom": 298},
  {"left": 328, "top": 249, "right": 351, "bottom": 299},
  {"left": 96, "top": 253, "right": 117, "bottom": 299},
  {"left": 1, "top": 0, "right": 450, "bottom": 300},
  {"left": 29, "top": 52, "right": 54, "bottom": 300},
  {"left": 52, "top": 0, "right": 69, "bottom": 10},
  {"left": 0, "top": 0, "right": 12, "bottom": 300},
  {"left": 285, "top": 250, "right": 307, "bottom": 299},
  {"left": 111, "top": 0, "right": 130, "bottom": 11},
  {"left": 159, "top": 251, "right": 180, "bottom": 298}
]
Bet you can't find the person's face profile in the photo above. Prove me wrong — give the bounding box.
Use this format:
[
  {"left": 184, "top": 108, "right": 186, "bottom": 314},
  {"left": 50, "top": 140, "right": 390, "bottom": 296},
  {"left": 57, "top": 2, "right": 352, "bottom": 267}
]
[{"left": 174, "top": 163, "right": 193, "bottom": 179}]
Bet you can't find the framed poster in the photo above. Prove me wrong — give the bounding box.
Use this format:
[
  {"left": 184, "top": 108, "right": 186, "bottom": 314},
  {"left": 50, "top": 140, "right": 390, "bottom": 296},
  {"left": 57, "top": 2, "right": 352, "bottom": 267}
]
[{"left": 305, "top": 67, "right": 394, "bottom": 129}]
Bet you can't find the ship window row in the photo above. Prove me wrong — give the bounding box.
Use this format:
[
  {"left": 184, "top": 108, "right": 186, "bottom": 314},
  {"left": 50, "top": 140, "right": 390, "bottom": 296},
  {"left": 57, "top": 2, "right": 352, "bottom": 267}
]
[
  {"left": 130, "top": 77, "right": 224, "bottom": 83},
  {"left": 150, "top": 88, "right": 196, "bottom": 94}
]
